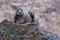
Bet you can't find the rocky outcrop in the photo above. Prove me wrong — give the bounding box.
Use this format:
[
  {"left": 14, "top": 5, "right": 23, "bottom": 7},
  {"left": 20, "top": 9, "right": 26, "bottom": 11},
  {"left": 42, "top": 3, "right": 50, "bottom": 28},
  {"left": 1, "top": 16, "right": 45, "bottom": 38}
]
[
  {"left": 39, "top": 27, "right": 60, "bottom": 40},
  {"left": 0, "top": 20, "right": 40, "bottom": 40},
  {"left": 0, "top": 20, "right": 60, "bottom": 40}
]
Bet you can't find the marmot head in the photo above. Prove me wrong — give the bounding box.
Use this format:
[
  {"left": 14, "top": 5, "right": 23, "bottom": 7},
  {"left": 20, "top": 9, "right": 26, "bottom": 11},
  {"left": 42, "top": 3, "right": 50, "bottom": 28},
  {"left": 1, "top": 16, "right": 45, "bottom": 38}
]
[{"left": 16, "top": 9, "right": 23, "bottom": 17}]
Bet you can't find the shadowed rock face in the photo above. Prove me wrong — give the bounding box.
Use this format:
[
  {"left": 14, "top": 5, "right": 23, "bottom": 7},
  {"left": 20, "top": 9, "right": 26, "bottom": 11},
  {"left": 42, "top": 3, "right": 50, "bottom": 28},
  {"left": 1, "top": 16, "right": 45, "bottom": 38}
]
[
  {"left": 0, "top": 20, "right": 60, "bottom": 40},
  {"left": 39, "top": 27, "right": 60, "bottom": 40},
  {"left": 0, "top": 20, "right": 40, "bottom": 40}
]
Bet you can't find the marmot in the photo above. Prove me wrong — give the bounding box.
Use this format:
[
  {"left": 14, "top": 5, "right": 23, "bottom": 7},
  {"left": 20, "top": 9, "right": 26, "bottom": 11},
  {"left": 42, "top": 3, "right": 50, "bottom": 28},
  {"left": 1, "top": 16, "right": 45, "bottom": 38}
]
[{"left": 14, "top": 9, "right": 23, "bottom": 23}]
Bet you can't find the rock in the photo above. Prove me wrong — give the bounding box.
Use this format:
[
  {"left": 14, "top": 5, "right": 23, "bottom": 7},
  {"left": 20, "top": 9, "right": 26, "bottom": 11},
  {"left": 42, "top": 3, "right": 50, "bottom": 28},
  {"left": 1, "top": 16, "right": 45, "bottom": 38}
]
[
  {"left": 0, "top": 19, "right": 39, "bottom": 40},
  {"left": 39, "top": 27, "right": 60, "bottom": 40}
]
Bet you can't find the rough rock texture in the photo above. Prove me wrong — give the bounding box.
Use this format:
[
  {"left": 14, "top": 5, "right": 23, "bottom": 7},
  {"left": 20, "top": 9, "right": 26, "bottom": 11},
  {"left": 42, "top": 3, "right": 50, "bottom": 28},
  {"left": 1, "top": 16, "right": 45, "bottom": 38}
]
[
  {"left": 39, "top": 27, "right": 60, "bottom": 40},
  {"left": 0, "top": 20, "right": 60, "bottom": 40},
  {"left": 0, "top": 20, "right": 40, "bottom": 40}
]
